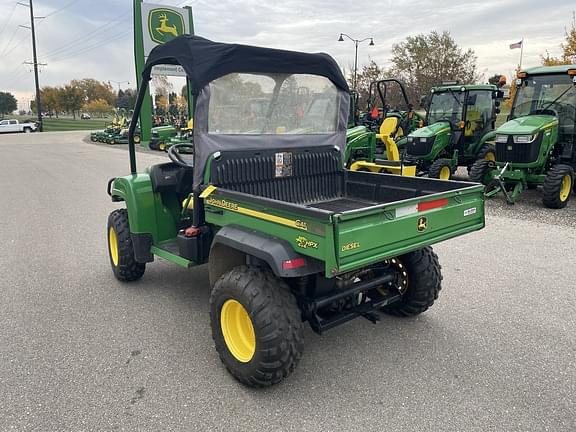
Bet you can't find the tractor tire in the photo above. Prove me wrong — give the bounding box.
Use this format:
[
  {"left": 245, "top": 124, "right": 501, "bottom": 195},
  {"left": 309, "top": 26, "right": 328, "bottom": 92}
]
[
  {"left": 476, "top": 143, "right": 496, "bottom": 161},
  {"left": 109, "top": 139, "right": 115, "bottom": 145},
  {"left": 428, "top": 159, "right": 453, "bottom": 180},
  {"left": 542, "top": 164, "right": 574, "bottom": 209},
  {"left": 468, "top": 159, "right": 491, "bottom": 184},
  {"left": 382, "top": 247, "right": 442, "bottom": 317},
  {"left": 134, "top": 135, "right": 141, "bottom": 144},
  {"left": 107, "top": 209, "right": 145, "bottom": 282},
  {"left": 210, "top": 265, "right": 304, "bottom": 387}
]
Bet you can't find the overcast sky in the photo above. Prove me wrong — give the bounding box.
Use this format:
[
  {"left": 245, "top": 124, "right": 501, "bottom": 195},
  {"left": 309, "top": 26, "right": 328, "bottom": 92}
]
[{"left": 0, "top": 0, "right": 573, "bottom": 108}]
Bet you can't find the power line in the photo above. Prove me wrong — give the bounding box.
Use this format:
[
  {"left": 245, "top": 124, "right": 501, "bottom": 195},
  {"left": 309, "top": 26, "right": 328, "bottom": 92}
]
[
  {"left": 42, "top": 0, "right": 81, "bottom": 19},
  {"left": 49, "top": 30, "right": 131, "bottom": 63},
  {"left": 0, "top": 2, "right": 18, "bottom": 40},
  {"left": 41, "top": 10, "right": 131, "bottom": 59}
]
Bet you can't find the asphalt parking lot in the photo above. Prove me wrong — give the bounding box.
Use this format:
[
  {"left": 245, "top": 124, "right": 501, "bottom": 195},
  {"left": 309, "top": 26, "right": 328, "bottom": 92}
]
[{"left": 1, "top": 131, "right": 574, "bottom": 431}]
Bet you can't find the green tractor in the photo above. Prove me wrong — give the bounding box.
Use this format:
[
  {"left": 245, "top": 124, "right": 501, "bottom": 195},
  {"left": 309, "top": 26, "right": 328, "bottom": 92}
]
[
  {"left": 345, "top": 79, "right": 423, "bottom": 174},
  {"left": 404, "top": 83, "right": 502, "bottom": 179},
  {"left": 149, "top": 125, "right": 177, "bottom": 151},
  {"left": 107, "top": 36, "right": 486, "bottom": 387},
  {"left": 91, "top": 112, "right": 128, "bottom": 142},
  {"left": 469, "top": 65, "right": 576, "bottom": 208},
  {"left": 105, "top": 125, "right": 141, "bottom": 145}
]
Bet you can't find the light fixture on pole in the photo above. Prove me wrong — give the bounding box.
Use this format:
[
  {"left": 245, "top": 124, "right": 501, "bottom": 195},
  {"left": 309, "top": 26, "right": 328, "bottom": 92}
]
[
  {"left": 338, "top": 33, "right": 374, "bottom": 92},
  {"left": 109, "top": 80, "right": 130, "bottom": 92}
]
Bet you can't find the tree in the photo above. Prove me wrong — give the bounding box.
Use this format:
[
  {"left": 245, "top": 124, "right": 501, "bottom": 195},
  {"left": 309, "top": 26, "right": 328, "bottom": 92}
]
[
  {"left": 116, "top": 88, "right": 136, "bottom": 110},
  {"left": 84, "top": 98, "right": 113, "bottom": 118},
  {"left": 70, "top": 78, "right": 116, "bottom": 106},
  {"left": 41, "top": 86, "right": 64, "bottom": 118},
  {"left": 389, "top": 31, "right": 479, "bottom": 103},
  {"left": 0, "top": 91, "right": 17, "bottom": 115},
  {"left": 60, "top": 85, "right": 85, "bottom": 119},
  {"left": 541, "top": 12, "right": 576, "bottom": 65}
]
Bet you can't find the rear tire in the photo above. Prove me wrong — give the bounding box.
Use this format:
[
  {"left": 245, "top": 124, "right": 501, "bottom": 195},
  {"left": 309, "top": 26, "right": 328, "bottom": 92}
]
[
  {"left": 382, "top": 247, "right": 442, "bottom": 317},
  {"left": 428, "top": 158, "right": 453, "bottom": 180},
  {"left": 210, "top": 266, "right": 304, "bottom": 387},
  {"left": 107, "top": 209, "right": 145, "bottom": 281},
  {"left": 468, "top": 159, "right": 491, "bottom": 184},
  {"left": 542, "top": 164, "right": 574, "bottom": 209}
]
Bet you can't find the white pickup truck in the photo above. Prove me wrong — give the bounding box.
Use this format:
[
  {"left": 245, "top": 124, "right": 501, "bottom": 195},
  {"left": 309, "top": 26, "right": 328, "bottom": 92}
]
[{"left": 0, "top": 119, "right": 38, "bottom": 134}]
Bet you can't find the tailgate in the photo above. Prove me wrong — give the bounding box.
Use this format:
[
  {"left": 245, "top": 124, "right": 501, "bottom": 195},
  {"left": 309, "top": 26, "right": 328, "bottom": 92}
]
[{"left": 334, "top": 185, "right": 484, "bottom": 273}]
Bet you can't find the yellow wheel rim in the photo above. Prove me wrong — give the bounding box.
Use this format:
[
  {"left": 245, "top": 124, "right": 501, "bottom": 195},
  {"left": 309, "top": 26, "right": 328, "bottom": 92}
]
[
  {"left": 108, "top": 227, "right": 119, "bottom": 266},
  {"left": 485, "top": 151, "right": 495, "bottom": 161},
  {"left": 560, "top": 174, "right": 572, "bottom": 202},
  {"left": 134, "top": 136, "right": 141, "bottom": 143},
  {"left": 220, "top": 299, "right": 256, "bottom": 363},
  {"left": 439, "top": 166, "right": 451, "bottom": 180},
  {"left": 159, "top": 143, "right": 165, "bottom": 151}
]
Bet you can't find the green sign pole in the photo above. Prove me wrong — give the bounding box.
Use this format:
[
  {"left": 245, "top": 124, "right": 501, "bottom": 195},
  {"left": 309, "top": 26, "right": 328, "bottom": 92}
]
[
  {"left": 133, "top": 1, "right": 195, "bottom": 146},
  {"left": 133, "top": 0, "right": 153, "bottom": 145}
]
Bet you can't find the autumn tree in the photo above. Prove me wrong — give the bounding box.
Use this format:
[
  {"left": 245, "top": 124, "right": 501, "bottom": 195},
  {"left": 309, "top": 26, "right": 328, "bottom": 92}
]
[
  {"left": 389, "top": 31, "right": 479, "bottom": 103},
  {"left": 71, "top": 78, "right": 117, "bottom": 106},
  {"left": 0, "top": 91, "right": 17, "bottom": 115},
  {"left": 60, "top": 85, "right": 85, "bottom": 119},
  {"left": 84, "top": 98, "right": 113, "bottom": 118},
  {"left": 41, "top": 86, "right": 63, "bottom": 118}
]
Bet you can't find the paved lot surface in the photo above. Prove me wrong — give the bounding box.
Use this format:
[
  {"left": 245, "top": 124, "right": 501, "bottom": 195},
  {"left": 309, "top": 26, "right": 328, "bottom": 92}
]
[{"left": 1, "top": 131, "right": 575, "bottom": 431}]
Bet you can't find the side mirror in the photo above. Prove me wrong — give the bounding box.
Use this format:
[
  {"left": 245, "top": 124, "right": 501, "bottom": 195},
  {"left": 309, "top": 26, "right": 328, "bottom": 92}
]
[{"left": 419, "top": 95, "right": 428, "bottom": 108}]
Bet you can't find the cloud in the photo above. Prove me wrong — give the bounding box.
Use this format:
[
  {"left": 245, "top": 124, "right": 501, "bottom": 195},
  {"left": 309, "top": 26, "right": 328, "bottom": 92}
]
[{"left": 0, "top": 0, "right": 572, "bottom": 105}]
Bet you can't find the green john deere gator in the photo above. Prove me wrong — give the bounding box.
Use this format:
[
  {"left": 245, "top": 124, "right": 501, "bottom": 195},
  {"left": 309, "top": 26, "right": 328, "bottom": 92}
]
[
  {"left": 404, "top": 82, "right": 502, "bottom": 179},
  {"left": 107, "top": 36, "right": 486, "bottom": 387},
  {"left": 469, "top": 65, "right": 576, "bottom": 208}
]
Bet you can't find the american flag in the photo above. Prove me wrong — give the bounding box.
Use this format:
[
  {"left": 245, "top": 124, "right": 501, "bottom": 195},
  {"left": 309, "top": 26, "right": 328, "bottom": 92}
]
[{"left": 509, "top": 40, "right": 523, "bottom": 49}]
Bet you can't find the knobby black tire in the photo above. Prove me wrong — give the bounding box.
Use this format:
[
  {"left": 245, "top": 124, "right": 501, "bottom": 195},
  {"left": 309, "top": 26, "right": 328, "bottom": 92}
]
[
  {"left": 383, "top": 247, "right": 443, "bottom": 317},
  {"left": 210, "top": 266, "right": 304, "bottom": 387},
  {"left": 107, "top": 209, "right": 145, "bottom": 281},
  {"left": 468, "top": 159, "right": 491, "bottom": 184},
  {"left": 542, "top": 164, "right": 574, "bottom": 209},
  {"left": 476, "top": 143, "right": 495, "bottom": 161},
  {"left": 428, "top": 158, "right": 453, "bottom": 179}
]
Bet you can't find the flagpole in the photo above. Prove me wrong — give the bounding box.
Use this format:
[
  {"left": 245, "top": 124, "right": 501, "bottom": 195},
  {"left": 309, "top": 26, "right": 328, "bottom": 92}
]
[{"left": 519, "top": 38, "right": 524, "bottom": 70}]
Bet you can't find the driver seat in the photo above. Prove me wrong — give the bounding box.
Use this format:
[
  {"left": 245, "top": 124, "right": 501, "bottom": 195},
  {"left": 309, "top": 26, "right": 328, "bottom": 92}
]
[{"left": 376, "top": 117, "right": 401, "bottom": 161}]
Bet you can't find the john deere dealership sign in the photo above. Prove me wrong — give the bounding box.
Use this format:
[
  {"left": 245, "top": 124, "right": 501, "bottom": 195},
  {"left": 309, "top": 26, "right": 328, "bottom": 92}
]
[{"left": 141, "top": 3, "right": 191, "bottom": 76}]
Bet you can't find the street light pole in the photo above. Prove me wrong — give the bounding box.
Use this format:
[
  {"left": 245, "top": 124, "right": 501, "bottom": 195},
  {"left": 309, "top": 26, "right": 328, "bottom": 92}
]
[
  {"left": 338, "top": 33, "right": 374, "bottom": 92},
  {"left": 109, "top": 80, "right": 130, "bottom": 93}
]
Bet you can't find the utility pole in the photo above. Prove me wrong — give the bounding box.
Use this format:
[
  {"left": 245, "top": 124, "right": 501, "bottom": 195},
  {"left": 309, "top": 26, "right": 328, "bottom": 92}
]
[{"left": 18, "top": 0, "right": 43, "bottom": 131}]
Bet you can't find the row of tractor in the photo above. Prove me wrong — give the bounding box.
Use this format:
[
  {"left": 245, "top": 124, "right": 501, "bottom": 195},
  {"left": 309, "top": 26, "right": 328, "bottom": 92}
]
[
  {"left": 346, "top": 65, "right": 576, "bottom": 209},
  {"left": 90, "top": 113, "right": 142, "bottom": 145}
]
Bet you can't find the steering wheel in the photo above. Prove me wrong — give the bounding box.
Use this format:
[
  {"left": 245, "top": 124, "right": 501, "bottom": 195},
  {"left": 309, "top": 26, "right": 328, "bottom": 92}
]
[{"left": 167, "top": 143, "right": 194, "bottom": 169}]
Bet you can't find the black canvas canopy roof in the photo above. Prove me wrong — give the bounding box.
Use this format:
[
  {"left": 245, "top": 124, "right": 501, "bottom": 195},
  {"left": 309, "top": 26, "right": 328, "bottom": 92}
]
[{"left": 143, "top": 35, "right": 349, "bottom": 94}]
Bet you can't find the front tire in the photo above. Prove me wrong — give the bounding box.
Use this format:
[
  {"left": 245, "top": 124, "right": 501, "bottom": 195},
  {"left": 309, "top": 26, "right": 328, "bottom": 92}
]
[
  {"left": 382, "top": 247, "right": 442, "bottom": 317},
  {"left": 543, "top": 164, "right": 574, "bottom": 209},
  {"left": 210, "top": 266, "right": 304, "bottom": 387},
  {"left": 107, "top": 209, "right": 145, "bottom": 281},
  {"left": 468, "top": 159, "right": 491, "bottom": 184},
  {"left": 476, "top": 143, "right": 496, "bottom": 161},
  {"left": 428, "top": 158, "right": 453, "bottom": 180}
]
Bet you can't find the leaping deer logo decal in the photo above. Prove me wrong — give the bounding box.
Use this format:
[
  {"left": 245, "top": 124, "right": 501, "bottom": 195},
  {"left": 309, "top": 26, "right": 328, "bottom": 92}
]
[
  {"left": 156, "top": 13, "right": 178, "bottom": 37},
  {"left": 148, "top": 9, "right": 185, "bottom": 44}
]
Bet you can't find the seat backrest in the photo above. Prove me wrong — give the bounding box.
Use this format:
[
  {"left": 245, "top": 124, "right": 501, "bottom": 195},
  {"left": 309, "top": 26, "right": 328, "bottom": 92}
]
[
  {"left": 209, "top": 146, "right": 342, "bottom": 204},
  {"left": 379, "top": 116, "right": 399, "bottom": 137}
]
